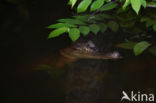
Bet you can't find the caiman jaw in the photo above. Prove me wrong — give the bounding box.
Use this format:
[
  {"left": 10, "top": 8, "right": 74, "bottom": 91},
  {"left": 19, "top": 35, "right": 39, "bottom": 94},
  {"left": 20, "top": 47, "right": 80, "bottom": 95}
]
[
  {"left": 60, "top": 47, "right": 121, "bottom": 60},
  {"left": 60, "top": 41, "right": 122, "bottom": 60}
]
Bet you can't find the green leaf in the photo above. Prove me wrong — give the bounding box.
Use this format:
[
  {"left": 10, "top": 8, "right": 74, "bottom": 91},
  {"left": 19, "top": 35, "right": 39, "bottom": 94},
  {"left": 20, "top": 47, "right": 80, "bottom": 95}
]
[
  {"left": 89, "top": 24, "right": 100, "bottom": 35},
  {"left": 98, "top": 23, "right": 107, "bottom": 33},
  {"left": 101, "top": 3, "right": 118, "bottom": 11},
  {"left": 69, "top": 28, "right": 80, "bottom": 42},
  {"left": 147, "top": 2, "right": 156, "bottom": 5},
  {"left": 116, "top": 42, "right": 136, "bottom": 50},
  {"left": 133, "top": 41, "right": 151, "bottom": 56},
  {"left": 150, "top": 13, "right": 156, "bottom": 18},
  {"left": 77, "top": 0, "right": 92, "bottom": 13},
  {"left": 58, "top": 19, "right": 85, "bottom": 25},
  {"left": 95, "top": 14, "right": 113, "bottom": 20},
  {"left": 130, "top": 0, "right": 141, "bottom": 14},
  {"left": 120, "top": 22, "right": 135, "bottom": 28},
  {"left": 108, "top": 21, "right": 119, "bottom": 32},
  {"left": 140, "top": 17, "right": 150, "bottom": 22},
  {"left": 140, "top": 0, "right": 146, "bottom": 8},
  {"left": 153, "top": 24, "right": 156, "bottom": 31},
  {"left": 73, "top": 15, "right": 89, "bottom": 21},
  {"left": 90, "top": 0, "right": 104, "bottom": 11},
  {"left": 79, "top": 26, "right": 90, "bottom": 36},
  {"left": 68, "top": 0, "right": 77, "bottom": 8},
  {"left": 145, "top": 20, "right": 156, "bottom": 27},
  {"left": 122, "top": 0, "right": 130, "bottom": 10},
  {"left": 105, "top": 0, "right": 111, "bottom": 2},
  {"left": 48, "top": 27, "right": 69, "bottom": 38},
  {"left": 47, "top": 23, "right": 76, "bottom": 29},
  {"left": 149, "top": 46, "right": 156, "bottom": 55}
]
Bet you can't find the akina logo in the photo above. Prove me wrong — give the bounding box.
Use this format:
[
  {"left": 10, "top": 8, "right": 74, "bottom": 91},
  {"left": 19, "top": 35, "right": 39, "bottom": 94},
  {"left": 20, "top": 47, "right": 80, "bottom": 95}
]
[{"left": 121, "top": 91, "right": 155, "bottom": 102}]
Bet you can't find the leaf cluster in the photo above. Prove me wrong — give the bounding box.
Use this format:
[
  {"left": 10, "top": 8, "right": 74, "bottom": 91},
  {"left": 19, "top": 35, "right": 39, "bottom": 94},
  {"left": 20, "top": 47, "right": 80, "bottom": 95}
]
[{"left": 47, "top": 0, "right": 156, "bottom": 55}]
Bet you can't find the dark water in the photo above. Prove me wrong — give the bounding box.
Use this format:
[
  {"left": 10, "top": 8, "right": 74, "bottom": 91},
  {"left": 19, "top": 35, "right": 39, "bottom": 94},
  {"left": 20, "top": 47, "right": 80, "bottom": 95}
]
[{"left": 1, "top": 0, "right": 156, "bottom": 103}]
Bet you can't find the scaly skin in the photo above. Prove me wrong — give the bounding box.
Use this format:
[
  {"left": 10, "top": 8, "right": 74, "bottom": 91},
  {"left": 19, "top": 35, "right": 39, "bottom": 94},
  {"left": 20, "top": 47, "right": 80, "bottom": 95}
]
[
  {"left": 60, "top": 41, "right": 121, "bottom": 60},
  {"left": 56, "top": 41, "right": 121, "bottom": 68}
]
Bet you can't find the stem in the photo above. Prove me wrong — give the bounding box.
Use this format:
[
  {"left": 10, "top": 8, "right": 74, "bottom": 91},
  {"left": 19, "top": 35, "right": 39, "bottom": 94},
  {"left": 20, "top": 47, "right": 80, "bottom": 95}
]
[
  {"left": 88, "top": 0, "right": 119, "bottom": 20},
  {"left": 146, "top": 4, "right": 156, "bottom": 8}
]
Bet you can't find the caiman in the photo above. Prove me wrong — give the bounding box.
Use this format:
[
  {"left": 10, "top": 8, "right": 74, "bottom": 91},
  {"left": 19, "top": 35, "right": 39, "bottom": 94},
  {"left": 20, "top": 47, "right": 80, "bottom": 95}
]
[
  {"left": 61, "top": 40, "right": 122, "bottom": 103},
  {"left": 56, "top": 41, "right": 121, "bottom": 68}
]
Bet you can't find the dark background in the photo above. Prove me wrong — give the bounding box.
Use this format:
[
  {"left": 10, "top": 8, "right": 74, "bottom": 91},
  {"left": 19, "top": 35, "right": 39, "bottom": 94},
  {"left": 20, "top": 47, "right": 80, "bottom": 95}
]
[
  {"left": 1, "top": 0, "right": 72, "bottom": 103},
  {"left": 1, "top": 0, "right": 156, "bottom": 103}
]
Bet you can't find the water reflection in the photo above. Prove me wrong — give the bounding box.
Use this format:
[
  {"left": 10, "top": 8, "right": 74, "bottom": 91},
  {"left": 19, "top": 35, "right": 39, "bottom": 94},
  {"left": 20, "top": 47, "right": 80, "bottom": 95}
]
[
  {"left": 2, "top": 52, "right": 156, "bottom": 103},
  {"left": 63, "top": 56, "right": 156, "bottom": 103},
  {"left": 3, "top": 53, "right": 153, "bottom": 103}
]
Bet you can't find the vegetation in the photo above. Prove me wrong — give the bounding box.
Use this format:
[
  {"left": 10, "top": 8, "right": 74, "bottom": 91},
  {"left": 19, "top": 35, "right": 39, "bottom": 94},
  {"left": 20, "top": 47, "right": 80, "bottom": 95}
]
[{"left": 47, "top": 0, "right": 156, "bottom": 56}]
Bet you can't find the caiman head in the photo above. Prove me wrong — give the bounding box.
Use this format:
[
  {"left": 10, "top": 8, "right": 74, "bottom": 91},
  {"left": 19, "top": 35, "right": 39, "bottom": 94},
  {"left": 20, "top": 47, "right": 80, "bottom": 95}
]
[
  {"left": 73, "top": 40, "right": 98, "bottom": 53},
  {"left": 60, "top": 41, "right": 122, "bottom": 60}
]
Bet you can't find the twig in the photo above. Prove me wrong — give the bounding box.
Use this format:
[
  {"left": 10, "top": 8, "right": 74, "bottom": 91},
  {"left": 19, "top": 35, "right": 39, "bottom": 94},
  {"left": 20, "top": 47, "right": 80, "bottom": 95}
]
[
  {"left": 88, "top": 0, "right": 119, "bottom": 20},
  {"left": 146, "top": 4, "right": 156, "bottom": 8}
]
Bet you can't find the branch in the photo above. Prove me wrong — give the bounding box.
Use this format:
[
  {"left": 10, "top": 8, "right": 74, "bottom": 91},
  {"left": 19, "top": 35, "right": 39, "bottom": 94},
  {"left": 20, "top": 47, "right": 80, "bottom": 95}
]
[
  {"left": 88, "top": 0, "right": 119, "bottom": 20},
  {"left": 146, "top": 4, "right": 156, "bottom": 8}
]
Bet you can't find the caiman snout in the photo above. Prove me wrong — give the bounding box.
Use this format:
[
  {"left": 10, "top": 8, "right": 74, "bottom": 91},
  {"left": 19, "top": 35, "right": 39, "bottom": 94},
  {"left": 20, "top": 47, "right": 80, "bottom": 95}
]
[
  {"left": 57, "top": 41, "right": 122, "bottom": 68},
  {"left": 61, "top": 41, "right": 122, "bottom": 60}
]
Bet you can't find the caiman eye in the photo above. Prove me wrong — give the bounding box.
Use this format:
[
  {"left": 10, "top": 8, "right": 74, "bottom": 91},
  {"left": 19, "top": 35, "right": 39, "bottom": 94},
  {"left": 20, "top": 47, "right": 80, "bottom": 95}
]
[
  {"left": 112, "top": 51, "right": 122, "bottom": 59},
  {"left": 113, "top": 51, "right": 119, "bottom": 57},
  {"left": 87, "top": 41, "right": 95, "bottom": 48}
]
